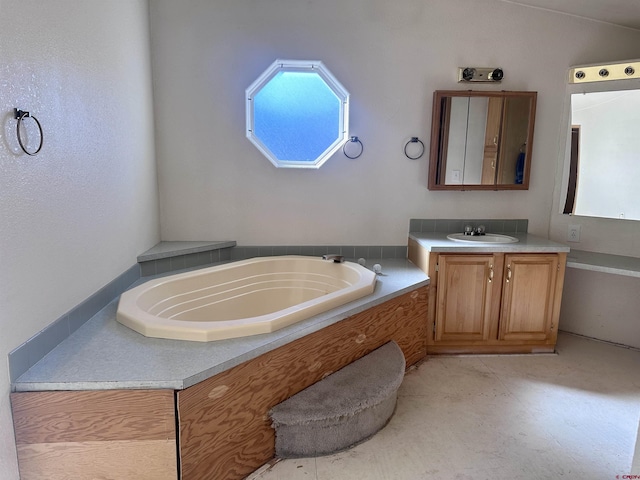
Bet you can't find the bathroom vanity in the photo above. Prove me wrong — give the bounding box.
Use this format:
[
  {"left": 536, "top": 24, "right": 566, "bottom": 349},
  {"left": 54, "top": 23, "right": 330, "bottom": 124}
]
[{"left": 408, "top": 231, "right": 569, "bottom": 354}]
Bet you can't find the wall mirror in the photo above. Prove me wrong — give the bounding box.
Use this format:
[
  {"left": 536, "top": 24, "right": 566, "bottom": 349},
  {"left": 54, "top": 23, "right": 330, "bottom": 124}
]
[
  {"left": 561, "top": 60, "right": 640, "bottom": 221},
  {"left": 428, "top": 90, "right": 537, "bottom": 190}
]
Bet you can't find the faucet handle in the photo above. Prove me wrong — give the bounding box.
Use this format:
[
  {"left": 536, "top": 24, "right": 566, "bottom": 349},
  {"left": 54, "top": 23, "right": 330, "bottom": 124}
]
[{"left": 322, "top": 254, "right": 345, "bottom": 263}]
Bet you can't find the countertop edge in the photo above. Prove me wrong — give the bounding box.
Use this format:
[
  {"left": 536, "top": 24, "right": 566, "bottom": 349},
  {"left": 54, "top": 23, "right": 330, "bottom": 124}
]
[
  {"left": 566, "top": 249, "right": 640, "bottom": 278},
  {"left": 137, "top": 240, "right": 237, "bottom": 262},
  {"left": 409, "top": 232, "right": 570, "bottom": 253}
]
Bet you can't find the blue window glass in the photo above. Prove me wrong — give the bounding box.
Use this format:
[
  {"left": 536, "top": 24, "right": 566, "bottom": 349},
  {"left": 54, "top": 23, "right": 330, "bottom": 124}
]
[{"left": 246, "top": 60, "right": 349, "bottom": 169}]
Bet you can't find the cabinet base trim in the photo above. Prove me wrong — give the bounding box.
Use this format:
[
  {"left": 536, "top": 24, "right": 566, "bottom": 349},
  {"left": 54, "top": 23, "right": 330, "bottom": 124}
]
[{"left": 426, "top": 345, "right": 555, "bottom": 355}]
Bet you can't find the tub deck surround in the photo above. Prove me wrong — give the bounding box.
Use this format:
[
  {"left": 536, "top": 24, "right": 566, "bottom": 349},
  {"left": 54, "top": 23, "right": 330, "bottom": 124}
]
[
  {"left": 137, "top": 240, "right": 237, "bottom": 277},
  {"left": 117, "top": 256, "right": 377, "bottom": 342},
  {"left": 11, "top": 259, "right": 428, "bottom": 392},
  {"left": 137, "top": 240, "right": 237, "bottom": 262}
]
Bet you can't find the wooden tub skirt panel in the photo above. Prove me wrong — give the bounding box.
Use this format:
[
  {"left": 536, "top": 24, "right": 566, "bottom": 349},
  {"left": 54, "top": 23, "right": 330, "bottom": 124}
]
[
  {"left": 10, "top": 389, "right": 177, "bottom": 480},
  {"left": 177, "top": 286, "right": 428, "bottom": 480}
]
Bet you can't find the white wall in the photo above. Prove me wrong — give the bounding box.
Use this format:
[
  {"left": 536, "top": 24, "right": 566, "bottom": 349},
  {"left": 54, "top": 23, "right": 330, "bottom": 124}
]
[
  {"left": 149, "top": 0, "right": 640, "bottom": 247},
  {"left": 0, "top": 1, "right": 159, "bottom": 477}
]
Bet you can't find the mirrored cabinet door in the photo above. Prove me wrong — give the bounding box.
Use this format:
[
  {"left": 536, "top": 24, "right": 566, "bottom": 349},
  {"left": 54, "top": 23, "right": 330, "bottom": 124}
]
[{"left": 428, "top": 90, "right": 537, "bottom": 191}]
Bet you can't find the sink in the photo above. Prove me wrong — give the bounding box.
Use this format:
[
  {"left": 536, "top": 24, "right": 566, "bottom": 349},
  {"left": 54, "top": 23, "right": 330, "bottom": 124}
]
[{"left": 446, "top": 233, "right": 519, "bottom": 244}]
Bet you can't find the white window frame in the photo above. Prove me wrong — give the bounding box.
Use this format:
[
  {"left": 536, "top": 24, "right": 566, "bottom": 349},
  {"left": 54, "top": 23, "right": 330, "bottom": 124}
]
[{"left": 246, "top": 59, "right": 350, "bottom": 169}]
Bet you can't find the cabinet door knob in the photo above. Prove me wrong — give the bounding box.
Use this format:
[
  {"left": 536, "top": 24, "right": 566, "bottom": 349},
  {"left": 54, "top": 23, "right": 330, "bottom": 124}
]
[
  {"left": 488, "top": 265, "right": 494, "bottom": 283},
  {"left": 506, "top": 265, "right": 512, "bottom": 283}
]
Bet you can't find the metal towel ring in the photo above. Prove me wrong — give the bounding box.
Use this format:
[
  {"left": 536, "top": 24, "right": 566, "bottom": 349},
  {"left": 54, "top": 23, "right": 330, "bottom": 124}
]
[
  {"left": 14, "top": 108, "right": 43, "bottom": 156},
  {"left": 343, "top": 136, "right": 363, "bottom": 159},
  {"left": 404, "top": 137, "right": 424, "bottom": 160}
]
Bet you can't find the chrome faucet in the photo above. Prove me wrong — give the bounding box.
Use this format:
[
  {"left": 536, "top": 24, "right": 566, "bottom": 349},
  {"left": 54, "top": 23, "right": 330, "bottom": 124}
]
[
  {"left": 322, "top": 254, "right": 345, "bottom": 263},
  {"left": 464, "top": 224, "right": 486, "bottom": 236}
]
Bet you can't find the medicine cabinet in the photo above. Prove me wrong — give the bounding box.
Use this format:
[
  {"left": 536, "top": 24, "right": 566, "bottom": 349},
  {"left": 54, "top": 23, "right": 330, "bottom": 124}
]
[{"left": 428, "top": 90, "right": 537, "bottom": 190}]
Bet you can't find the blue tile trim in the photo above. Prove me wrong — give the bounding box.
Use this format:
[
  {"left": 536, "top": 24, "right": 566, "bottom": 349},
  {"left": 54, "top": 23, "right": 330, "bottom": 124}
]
[
  {"left": 8, "top": 264, "right": 140, "bottom": 383},
  {"left": 409, "top": 218, "right": 528, "bottom": 234},
  {"left": 226, "top": 245, "right": 409, "bottom": 262},
  {"left": 138, "top": 248, "right": 237, "bottom": 276}
]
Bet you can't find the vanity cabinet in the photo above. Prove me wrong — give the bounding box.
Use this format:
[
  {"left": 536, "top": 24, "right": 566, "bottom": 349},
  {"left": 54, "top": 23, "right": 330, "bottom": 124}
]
[{"left": 408, "top": 239, "right": 566, "bottom": 354}]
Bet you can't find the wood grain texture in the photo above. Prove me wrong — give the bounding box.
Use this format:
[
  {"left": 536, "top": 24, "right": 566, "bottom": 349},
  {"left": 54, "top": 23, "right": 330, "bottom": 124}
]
[
  {"left": 177, "top": 287, "right": 428, "bottom": 480},
  {"left": 408, "top": 241, "right": 567, "bottom": 354},
  {"left": 11, "top": 389, "right": 175, "bottom": 444},
  {"left": 408, "top": 237, "right": 430, "bottom": 275},
  {"left": 500, "top": 254, "right": 559, "bottom": 341},
  {"left": 16, "top": 440, "right": 176, "bottom": 480},
  {"left": 11, "top": 389, "right": 177, "bottom": 480},
  {"left": 436, "top": 254, "right": 497, "bottom": 342}
]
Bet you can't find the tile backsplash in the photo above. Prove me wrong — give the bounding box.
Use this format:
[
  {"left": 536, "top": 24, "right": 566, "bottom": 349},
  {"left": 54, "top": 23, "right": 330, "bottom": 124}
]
[{"left": 409, "top": 218, "right": 528, "bottom": 234}]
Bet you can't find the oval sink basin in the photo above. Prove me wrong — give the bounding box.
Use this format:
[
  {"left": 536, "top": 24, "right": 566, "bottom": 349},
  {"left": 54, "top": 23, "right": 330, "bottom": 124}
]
[{"left": 447, "top": 233, "right": 519, "bottom": 244}]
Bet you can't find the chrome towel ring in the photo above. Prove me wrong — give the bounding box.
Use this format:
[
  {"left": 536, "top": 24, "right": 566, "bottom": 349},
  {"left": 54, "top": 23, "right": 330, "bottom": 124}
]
[
  {"left": 404, "top": 137, "right": 424, "bottom": 160},
  {"left": 343, "top": 136, "right": 363, "bottom": 159},
  {"left": 14, "top": 108, "right": 43, "bottom": 156}
]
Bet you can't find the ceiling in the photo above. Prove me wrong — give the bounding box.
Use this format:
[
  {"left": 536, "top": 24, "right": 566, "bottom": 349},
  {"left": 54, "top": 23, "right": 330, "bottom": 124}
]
[{"left": 502, "top": 0, "right": 640, "bottom": 31}]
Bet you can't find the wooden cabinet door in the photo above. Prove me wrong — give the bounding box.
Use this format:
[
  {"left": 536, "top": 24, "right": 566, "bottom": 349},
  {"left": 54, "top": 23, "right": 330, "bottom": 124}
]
[
  {"left": 499, "top": 254, "right": 558, "bottom": 341},
  {"left": 435, "top": 254, "right": 501, "bottom": 342}
]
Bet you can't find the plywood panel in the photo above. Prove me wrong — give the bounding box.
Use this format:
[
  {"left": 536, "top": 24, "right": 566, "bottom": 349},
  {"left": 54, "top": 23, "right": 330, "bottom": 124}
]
[
  {"left": 11, "top": 389, "right": 177, "bottom": 480},
  {"left": 408, "top": 237, "right": 430, "bottom": 274},
  {"left": 16, "top": 440, "right": 176, "bottom": 480},
  {"left": 11, "top": 389, "right": 175, "bottom": 444},
  {"left": 177, "top": 287, "right": 428, "bottom": 480}
]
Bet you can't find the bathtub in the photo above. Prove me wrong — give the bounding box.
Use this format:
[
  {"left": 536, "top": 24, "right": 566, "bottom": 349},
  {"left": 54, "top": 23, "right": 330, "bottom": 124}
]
[{"left": 117, "top": 256, "right": 377, "bottom": 342}]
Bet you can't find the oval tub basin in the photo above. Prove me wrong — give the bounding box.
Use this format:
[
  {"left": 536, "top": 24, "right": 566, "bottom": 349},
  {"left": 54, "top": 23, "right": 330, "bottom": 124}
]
[{"left": 117, "top": 256, "right": 377, "bottom": 342}]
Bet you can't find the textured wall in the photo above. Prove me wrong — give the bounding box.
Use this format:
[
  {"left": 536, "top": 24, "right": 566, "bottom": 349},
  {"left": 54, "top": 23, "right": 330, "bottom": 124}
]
[
  {"left": 0, "top": 1, "right": 159, "bottom": 477},
  {"left": 150, "top": 0, "right": 640, "bottom": 249}
]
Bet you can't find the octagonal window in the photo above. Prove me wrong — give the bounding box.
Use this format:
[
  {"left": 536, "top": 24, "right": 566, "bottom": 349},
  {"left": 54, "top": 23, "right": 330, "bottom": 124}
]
[{"left": 246, "top": 59, "right": 350, "bottom": 169}]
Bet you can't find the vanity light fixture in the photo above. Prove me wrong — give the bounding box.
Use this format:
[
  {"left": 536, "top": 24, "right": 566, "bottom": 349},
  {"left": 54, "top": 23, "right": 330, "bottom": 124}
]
[
  {"left": 457, "top": 67, "right": 504, "bottom": 83},
  {"left": 569, "top": 59, "right": 640, "bottom": 83}
]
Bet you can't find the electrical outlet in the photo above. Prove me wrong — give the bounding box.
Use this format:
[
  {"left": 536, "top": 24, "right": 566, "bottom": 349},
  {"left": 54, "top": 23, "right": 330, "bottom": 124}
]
[
  {"left": 452, "top": 170, "right": 461, "bottom": 183},
  {"left": 568, "top": 224, "right": 581, "bottom": 242}
]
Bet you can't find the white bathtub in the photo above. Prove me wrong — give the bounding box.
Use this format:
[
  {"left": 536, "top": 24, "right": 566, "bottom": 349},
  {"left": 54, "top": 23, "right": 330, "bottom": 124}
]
[{"left": 117, "top": 256, "right": 377, "bottom": 342}]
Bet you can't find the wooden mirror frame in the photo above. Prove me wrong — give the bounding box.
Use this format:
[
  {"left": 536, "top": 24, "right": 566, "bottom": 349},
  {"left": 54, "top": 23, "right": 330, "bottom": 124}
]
[{"left": 428, "top": 90, "right": 537, "bottom": 191}]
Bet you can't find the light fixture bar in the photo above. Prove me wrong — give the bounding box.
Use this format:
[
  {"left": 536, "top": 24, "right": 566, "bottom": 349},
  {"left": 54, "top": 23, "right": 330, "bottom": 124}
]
[
  {"left": 457, "top": 67, "right": 504, "bottom": 83},
  {"left": 569, "top": 60, "right": 640, "bottom": 84}
]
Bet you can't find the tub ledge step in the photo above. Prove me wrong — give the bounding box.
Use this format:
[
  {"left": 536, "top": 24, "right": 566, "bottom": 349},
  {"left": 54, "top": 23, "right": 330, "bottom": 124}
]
[
  {"left": 138, "top": 241, "right": 237, "bottom": 276},
  {"left": 269, "top": 340, "right": 405, "bottom": 458}
]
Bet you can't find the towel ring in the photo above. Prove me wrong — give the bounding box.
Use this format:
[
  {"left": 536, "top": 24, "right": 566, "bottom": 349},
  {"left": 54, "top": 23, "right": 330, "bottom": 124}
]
[
  {"left": 14, "top": 108, "right": 43, "bottom": 156},
  {"left": 343, "top": 136, "right": 363, "bottom": 159},
  {"left": 404, "top": 137, "right": 424, "bottom": 160}
]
